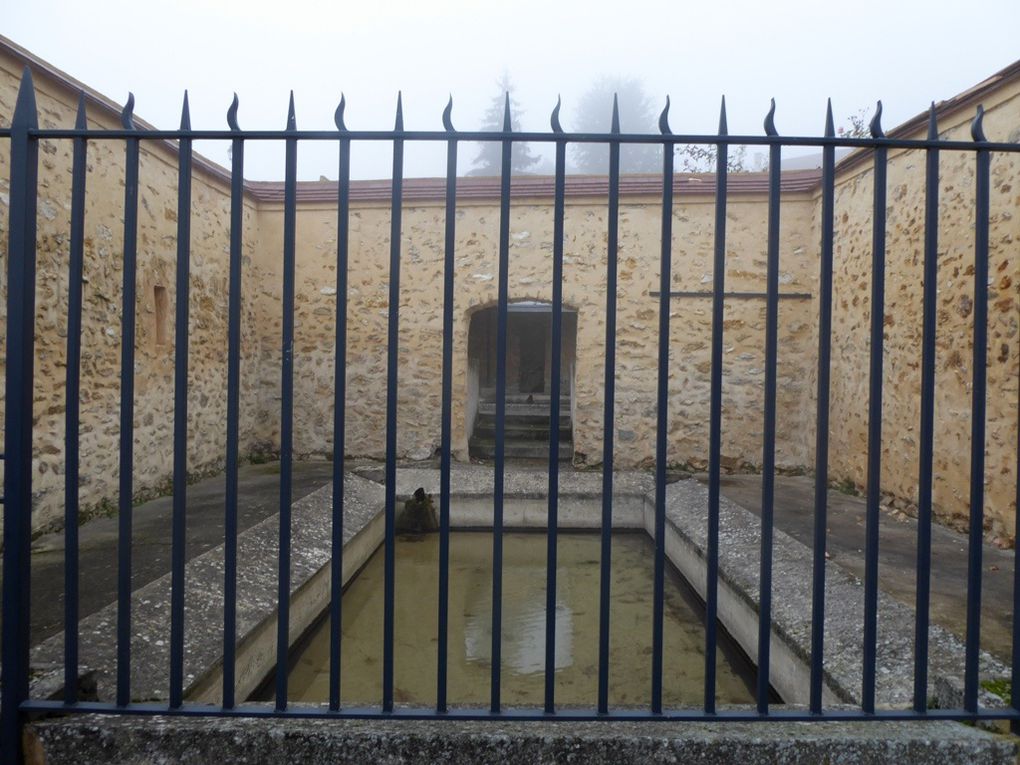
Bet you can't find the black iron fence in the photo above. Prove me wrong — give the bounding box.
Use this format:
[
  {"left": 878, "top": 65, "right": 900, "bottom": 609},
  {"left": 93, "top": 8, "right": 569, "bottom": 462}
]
[{"left": 2, "top": 65, "right": 1019, "bottom": 760}]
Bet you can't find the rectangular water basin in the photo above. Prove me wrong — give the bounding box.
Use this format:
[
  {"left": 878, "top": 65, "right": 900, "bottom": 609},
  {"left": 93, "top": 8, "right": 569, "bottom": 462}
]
[{"left": 264, "top": 531, "right": 770, "bottom": 708}]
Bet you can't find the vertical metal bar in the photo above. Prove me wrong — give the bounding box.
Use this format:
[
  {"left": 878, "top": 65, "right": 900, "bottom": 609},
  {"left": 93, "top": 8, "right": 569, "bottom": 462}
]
[
  {"left": 382, "top": 94, "right": 404, "bottom": 713},
  {"left": 652, "top": 98, "right": 674, "bottom": 715},
  {"left": 704, "top": 97, "right": 728, "bottom": 716},
  {"left": 913, "top": 104, "right": 939, "bottom": 714},
  {"left": 437, "top": 98, "right": 457, "bottom": 714},
  {"left": 545, "top": 100, "right": 566, "bottom": 715},
  {"left": 2, "top": 67, "right": 38, "bottom": 761},
  {"left": 275, "top": 93, "right": 298, "bottom": 711},
  {"left": 63, "top": 92, "right": 88, "bottom": 705},
  {"left": 222, "top": 95, "right": 244, "bottom": 711},
  {"left": 491, "top": 93, "right": 512, "bottom": 714},
  {"left": 117, "top": 94, "right": 140, "bottom": 708},
  {"left": 169, "top": 93, "right": 193, "bottom": 709},
  {"left": 964, "top": 107, "right": 990, "bottom": 713},
  {"left": 1012, "top": 381, "right": 1020, "bottom": 735},
  {"left": 330, "top": 97, "right": 351, "bottom": 713},
  {"left": 861, "top": 104, "right": 887, "bottom": 714},
  {"left": 757, "top": 101, "right": 781, "bottom": 714},
  {"left": 597, "top": 96, "right": 621, "bottom": 716},
  {"left": 809, "top": 101, "right": 836, "bottom": 714}
]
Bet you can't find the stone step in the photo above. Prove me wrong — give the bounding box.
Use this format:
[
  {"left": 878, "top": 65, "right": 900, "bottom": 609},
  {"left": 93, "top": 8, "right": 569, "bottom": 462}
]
[
  {"left": 468, "top": 438, "right": 574, "bottom": 461},
  {"left": 479, "top": 391, "right": 570, "bottom": 405},
  {"left": 472, "top": 421, "right": 572, "bottom": 441},
  {"left": 477, "top": 403, "right": 571, "bottom": 420}
]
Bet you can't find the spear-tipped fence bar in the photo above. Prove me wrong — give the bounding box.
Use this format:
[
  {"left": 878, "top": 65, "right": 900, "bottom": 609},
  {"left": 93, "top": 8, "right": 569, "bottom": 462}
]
[
  {"left": 651, "top": 97, "right": 674, "bottom": 716},
  {"left": 275, "top": 93, "right": 299, "bottom": 712},
  {"left": 809, "top": 100, "right": 836, "bottom": 715},
  {"left": 329, "top": 94, "right": 352, "bottom": 713},
  {"left": 861, "top": 103, "right": 888, "bottom": 714},
  {"left": 544, "top": 100, "right": 566, "bottom": 715},
  {"left": 2, "top": 71, "right": 1019, "bottom": 764},
  {"left": 223, "top": 94, "right": 244, "bottom": 711},
  {"left": 382, "top": 93, "right": 404, "bottom": 714}
]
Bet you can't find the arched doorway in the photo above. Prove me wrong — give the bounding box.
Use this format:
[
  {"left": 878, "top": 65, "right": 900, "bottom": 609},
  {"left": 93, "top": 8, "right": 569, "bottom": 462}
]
[{"left": 466, "top": 301, "right": 577, "bottom": 461}]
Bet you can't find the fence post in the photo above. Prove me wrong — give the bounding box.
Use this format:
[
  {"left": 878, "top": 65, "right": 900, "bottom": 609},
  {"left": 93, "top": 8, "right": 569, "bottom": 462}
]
[{"left": 2, "top": 66, "right": 39, "bottom": 764}]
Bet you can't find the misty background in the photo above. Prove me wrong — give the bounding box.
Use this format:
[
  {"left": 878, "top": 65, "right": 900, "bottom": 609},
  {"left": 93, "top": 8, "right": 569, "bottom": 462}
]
[{"left": 6, "top": 0, "right": 1017, "bottom": 180}]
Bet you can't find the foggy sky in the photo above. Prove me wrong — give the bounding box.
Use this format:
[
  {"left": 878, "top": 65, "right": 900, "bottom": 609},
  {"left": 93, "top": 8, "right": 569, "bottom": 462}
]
[{"left": 6, "top": 0, "right": 1018, "bottom": 180}]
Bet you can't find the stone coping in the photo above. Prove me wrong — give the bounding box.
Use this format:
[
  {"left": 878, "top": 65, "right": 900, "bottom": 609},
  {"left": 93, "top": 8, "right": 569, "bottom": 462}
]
[
  {"left": 389, "top": 464, "right": 657, "bottom": 499},
  {"left": 661, "top": 480, "right": 1009, "bottom": 709},
  {"left": 29, "top": 473, "right": 384, "bottom": 702},
  {"left": 26, "top": 713, "right": 1019, "bottom": 765}
]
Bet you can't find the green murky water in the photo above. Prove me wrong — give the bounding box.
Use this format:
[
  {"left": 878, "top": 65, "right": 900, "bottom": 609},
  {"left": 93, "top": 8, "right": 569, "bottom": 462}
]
[{"left": 284, "top": 532, "right": 759, "bottom": 707}]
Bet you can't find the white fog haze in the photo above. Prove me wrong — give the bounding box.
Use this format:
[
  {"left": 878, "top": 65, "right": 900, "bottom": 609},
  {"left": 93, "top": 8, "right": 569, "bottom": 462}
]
[{"left": 6, "top": 0, "right": 1017, "bottom": 180}]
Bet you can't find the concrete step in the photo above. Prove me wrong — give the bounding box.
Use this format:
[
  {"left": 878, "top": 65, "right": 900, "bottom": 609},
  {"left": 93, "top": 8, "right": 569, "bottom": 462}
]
[
  {"left": 472, "top": 422, "right": 573, "bottom": 441},
  {"left": 468, "top": 438, "right": 574, "bottom": 461},
  {"left": 477, "top": 403, "right": 571, "bottom": 420},
  {"left": 479, "top": 391, "right": 570, "bottom": 405}
]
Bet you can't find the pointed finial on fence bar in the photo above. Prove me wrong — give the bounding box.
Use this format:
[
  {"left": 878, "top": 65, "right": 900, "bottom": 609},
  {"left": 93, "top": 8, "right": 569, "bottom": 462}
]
[
  {"left": 334, "top": 93, "right": 347, "bottom": 131},
  {"left": 13, "top": 67, "right": 38, "bottom": 129},
  {"left": 970, "top": 104, "right": 987, "bottom": 142},
  {"left": 824, "top": 98, "right": 834, "bottom": 138},
  {"left": 286, "top": 91, "right": 297, "bottom": 131},
  {"left": 551, "top": 96, "right": 563, "bottom": 133},
  {"left": 179, "top": 91, "right": 191, "bottom": 131},
  {"left": 718, "top": 95, "right": 728, "bottom": 136},
  {"left": 442, "top": 95, "right": 455, "bottom": 132},
  {"left": 869, "top": 101, "right": 884, "bottom": 138},
  {"left": 121, "top": 92, "right": 135, "bottom": 130},
  {"left": 227, "top": 93, "right": 241, "bottom": 131},
  {"left": 764, "top": 98, "right": 778, "bottom": 136},
  {"left": 927, "top": 102, "right": 938, "bottom": 141},
  {"left": 658, "top": 96, "right": 672, "bottom": 135},
  {"left": 75, "top": 91, "right": 87, "bottom": 130},
  {"left": 502, "top": 92, "right": 511, "bottom": 132},
  {"left": 611, "top": 93, "right": 620, "bottom": 133},
  {"left": 395, "top": 91, "right": 404, "bottom": 131}
]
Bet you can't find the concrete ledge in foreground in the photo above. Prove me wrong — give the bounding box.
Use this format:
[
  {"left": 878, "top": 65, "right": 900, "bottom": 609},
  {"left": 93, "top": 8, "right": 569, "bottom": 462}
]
[{"left": 25, "top": 713, "right": 1020, "bottom": 765}]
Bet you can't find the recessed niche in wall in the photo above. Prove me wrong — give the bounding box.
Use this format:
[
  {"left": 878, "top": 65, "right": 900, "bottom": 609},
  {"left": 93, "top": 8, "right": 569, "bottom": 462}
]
[{"left": 154, "top": 285, "right": 169, "bottom": 345}]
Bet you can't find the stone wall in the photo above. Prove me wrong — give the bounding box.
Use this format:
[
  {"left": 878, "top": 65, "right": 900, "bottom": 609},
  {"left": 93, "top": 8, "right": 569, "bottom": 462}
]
[
  {"left": 1, "top": 39, "right": 1016, "bottom": 540},
  {"left": 0, "top": 48, "right": 269, "bottom": 534},
  {"left": 252, "top": 190, "right": 819, "bottom": 471},
  {"left": 822, "top": 83, "right": 1020, "bottom": 540}
]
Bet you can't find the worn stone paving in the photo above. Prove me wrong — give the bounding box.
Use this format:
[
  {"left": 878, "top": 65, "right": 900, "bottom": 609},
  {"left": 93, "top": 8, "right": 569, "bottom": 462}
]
[
  {"left": 29, "top": 471, "right": 383, "bottom": 702},
  {"left": 711, "top": 473, "right": 1018, "bottom": 666},
  {"left": 22, "top": 459, "right": 1017, "bottom": 718},
  {"left": 665, "top": 479, "right": 1009, "bottom": 709},
  {"left": 25, "top": 461, "right": 337, "bottom": 646}
]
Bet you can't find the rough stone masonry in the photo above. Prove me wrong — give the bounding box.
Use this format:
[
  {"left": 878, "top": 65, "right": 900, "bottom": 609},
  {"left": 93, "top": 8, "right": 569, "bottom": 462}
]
[{"left": 0, "top": 39, "right": 1016, "bottom": 541}]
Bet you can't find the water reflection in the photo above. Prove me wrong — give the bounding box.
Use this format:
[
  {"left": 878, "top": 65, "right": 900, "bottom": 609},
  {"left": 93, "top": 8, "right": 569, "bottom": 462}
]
[{"left": 463, "top": 579, "right": 572, "bottom": 674}]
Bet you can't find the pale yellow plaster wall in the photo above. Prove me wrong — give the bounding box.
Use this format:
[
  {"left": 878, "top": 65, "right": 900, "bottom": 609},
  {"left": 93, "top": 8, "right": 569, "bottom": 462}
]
[
  {"left": 0, "top": 52, "right": 268, "bottom": 533},
  {"left": 819, "top": 84, "right": 1019, "bottom": 539}
]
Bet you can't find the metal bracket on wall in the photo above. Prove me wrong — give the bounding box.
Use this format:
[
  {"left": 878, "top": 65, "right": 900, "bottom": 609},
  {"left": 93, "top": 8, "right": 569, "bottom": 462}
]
[{"left": 650, "top": 291, "right": 813, "bottom": 300}]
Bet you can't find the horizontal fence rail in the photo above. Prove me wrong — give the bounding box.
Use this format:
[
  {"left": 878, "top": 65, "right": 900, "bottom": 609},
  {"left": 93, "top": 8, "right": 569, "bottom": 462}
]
[{"left": 2, "top": 65, "right": 1020, "bottom": 761}]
